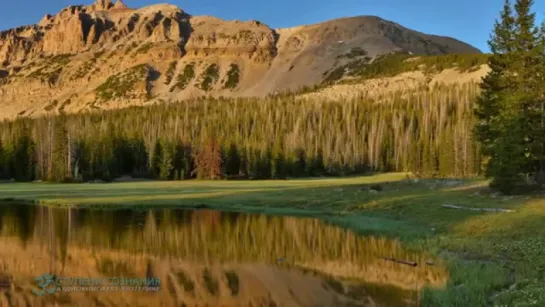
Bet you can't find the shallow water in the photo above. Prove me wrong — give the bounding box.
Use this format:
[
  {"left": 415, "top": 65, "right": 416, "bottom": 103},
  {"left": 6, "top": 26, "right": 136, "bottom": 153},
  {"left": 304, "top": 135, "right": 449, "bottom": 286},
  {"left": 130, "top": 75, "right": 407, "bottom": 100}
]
[{"left": 0, "top": 204, "right": 447, "bottom": 306}]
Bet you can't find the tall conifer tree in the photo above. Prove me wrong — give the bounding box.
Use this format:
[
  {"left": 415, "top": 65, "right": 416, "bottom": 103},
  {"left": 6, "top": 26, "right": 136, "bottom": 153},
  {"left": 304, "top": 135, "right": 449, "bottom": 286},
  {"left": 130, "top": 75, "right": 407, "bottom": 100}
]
[
  {"left": 0, "top": 139, "right": 5, "bottom": 179},
  {"left": 50, "top": 117, "right": 70, "bottom": 182},
  {"left": 476, "top": 0, "right": 545, "bottom": 192}
]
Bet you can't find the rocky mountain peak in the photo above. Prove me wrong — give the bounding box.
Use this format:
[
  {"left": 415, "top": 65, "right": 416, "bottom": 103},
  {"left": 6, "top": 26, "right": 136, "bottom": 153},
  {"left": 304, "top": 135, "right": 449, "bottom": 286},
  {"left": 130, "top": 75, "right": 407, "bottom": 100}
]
[
  {"left": 113, "top": 0, "right": 128, "bottom": 10},
  {"left": 94, "top": 0, "right": 112, "bottom": 10}
]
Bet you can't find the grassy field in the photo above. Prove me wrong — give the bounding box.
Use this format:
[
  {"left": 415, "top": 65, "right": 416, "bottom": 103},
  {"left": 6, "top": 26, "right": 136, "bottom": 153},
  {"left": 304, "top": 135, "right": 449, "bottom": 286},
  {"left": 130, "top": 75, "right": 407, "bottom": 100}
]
[{"left": 1, "top": 173, "right": 544, "bottom": 306}]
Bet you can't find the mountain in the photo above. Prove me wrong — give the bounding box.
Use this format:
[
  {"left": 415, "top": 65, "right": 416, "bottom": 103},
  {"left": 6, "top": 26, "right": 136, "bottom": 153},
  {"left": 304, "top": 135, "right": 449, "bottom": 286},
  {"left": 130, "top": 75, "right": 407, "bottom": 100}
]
[{"left": 0, "top": 0, "right": 481, "bottom": 120}]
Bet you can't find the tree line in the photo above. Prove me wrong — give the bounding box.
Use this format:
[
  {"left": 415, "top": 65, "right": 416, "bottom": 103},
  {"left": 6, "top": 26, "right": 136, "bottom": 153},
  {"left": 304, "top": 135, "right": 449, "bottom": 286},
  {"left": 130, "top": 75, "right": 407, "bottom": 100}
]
[{"left": 0, "top": 83, "right": 481, "bottom": 182}]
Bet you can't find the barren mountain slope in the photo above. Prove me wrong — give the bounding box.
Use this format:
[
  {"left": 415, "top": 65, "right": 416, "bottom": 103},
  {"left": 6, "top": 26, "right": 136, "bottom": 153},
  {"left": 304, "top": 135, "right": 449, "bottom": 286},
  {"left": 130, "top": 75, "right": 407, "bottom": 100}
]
[
  {"left": 299, "top": 64, "right": 490, "bottom": 101},
  {"left": 0, "top": 0, "right": 481, "bottom": 120}
]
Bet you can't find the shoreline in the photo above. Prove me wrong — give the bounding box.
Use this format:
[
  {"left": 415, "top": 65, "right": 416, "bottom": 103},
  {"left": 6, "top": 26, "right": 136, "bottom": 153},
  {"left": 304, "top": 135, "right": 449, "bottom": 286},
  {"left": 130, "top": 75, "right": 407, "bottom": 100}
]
[{"left": 0, "top": 174, "right": 543, "bottom": 306}]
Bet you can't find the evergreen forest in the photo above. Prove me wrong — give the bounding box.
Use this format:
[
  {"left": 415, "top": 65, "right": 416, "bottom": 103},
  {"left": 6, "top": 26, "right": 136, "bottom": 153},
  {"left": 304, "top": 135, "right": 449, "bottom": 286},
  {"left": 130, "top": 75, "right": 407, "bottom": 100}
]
[{"left": 0, "top": 83, "right": 481, "bottom": 182}]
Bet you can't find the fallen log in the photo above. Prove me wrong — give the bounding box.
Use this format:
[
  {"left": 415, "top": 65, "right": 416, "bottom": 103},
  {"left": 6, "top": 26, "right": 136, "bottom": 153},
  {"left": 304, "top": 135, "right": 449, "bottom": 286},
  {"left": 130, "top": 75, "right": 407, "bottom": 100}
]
[
  {"left": 381, "top": 257, "right": 418, "bottom": 267},
  {"left": 442, "top": 204, "right": 515, "bottom": 213}
]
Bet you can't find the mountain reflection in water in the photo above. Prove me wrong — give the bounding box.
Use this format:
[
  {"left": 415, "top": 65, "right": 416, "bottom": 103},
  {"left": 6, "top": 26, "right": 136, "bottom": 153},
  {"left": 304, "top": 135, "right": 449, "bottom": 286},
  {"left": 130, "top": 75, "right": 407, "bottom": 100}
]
[{"left": 0, "top": 205, "right": 448, "bottom": 306}]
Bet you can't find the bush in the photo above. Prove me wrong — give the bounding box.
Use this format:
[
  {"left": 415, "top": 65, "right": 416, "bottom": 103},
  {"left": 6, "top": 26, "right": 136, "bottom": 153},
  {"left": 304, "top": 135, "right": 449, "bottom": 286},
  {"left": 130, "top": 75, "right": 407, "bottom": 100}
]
[
  {"left": 324, "top": 52, "right": 490, "bottom": 84},
  {"left": 164, "top": 61, "right": 177, "bottom": 85},
  {"left": 224, "top": 64, "right": 240, "bottom": 90},
  {"left": 95, "top": 64, "right": 149, "bottom": 101},
  {"left": 135, "top": 43, "right": 154, "bottom": 55},
  {"left": 171, "top": 63, "right": 195, "bottom": 91},
  {"left": 198, "top": 64, "right": 219, "bottom": 92}
]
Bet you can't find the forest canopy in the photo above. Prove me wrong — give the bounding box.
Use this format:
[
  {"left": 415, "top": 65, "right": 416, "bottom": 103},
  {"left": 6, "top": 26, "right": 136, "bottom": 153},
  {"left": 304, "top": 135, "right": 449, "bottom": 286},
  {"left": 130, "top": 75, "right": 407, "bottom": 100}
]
[{"left": 0, "top": 83, "right": 481, "bottom": 182}]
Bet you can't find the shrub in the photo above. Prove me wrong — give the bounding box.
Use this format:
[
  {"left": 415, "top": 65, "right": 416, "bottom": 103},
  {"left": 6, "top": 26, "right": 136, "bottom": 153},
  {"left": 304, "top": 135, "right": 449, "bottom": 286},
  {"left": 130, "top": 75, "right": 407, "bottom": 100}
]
[
  {"left": 324, "top": 52, "right": 491, "bottom": 84},
  {"left": 164, "top": 61, "right": 177, "bottom": 85},
  {"left": 171, "top": 63, "right": 195, "bottom": 91},
  {"left": 223, "top": 64, "right": 240, "bottom": 90},
  {"left": 44, "top": 100, "right": 59, "bottom": 111},
  {"left": 135, "top": 42, "right": 154, "bottom": 55},
  {"left": 95, "top": 64, "right": 149, "bottom": 101},
  {"left": 198, "top": 64, "right": 219, "bottom": 92},
  {"left": 338, "top": 47, "right": 368, "bottom": 59}
]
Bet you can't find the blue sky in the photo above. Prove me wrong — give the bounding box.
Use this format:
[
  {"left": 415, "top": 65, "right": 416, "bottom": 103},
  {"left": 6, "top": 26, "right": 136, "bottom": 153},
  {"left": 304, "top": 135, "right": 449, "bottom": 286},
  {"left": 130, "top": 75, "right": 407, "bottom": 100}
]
[{"left": 1, "top": 0, "right": 544, "bottom": 52}]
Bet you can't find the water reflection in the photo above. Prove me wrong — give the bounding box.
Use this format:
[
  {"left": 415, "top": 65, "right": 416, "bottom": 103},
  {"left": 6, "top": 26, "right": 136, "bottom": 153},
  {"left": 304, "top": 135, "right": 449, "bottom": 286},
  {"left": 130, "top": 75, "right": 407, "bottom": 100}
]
[{"left": 0, "top": 205, "right": 448, "bottom": 306}]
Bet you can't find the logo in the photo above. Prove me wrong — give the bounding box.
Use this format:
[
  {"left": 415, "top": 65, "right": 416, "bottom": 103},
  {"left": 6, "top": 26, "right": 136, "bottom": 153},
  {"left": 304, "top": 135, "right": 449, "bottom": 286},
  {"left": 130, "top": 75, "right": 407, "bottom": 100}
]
[
  {"left": 32, "top": 274, "right": 58, "bottom": 296},
  {"left": 32, "top": 274, "right": 161, "bottom": 296}
]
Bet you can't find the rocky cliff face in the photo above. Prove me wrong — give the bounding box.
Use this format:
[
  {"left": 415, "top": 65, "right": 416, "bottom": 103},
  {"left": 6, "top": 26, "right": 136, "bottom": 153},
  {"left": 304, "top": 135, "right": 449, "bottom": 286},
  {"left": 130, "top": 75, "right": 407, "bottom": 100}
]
[{"left": 0, "top": 0, "right": 481, "bottom": 120}]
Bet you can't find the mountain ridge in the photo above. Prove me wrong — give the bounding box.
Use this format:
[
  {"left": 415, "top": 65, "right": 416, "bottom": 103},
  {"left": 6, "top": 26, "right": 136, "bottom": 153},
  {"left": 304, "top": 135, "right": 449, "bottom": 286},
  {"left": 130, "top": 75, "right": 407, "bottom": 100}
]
[
  {"left": 273, "top": 15, "right": 481, "bottom": 54},
  {"left": 0, "top": 0, "right": 482, "bottom": 120}
]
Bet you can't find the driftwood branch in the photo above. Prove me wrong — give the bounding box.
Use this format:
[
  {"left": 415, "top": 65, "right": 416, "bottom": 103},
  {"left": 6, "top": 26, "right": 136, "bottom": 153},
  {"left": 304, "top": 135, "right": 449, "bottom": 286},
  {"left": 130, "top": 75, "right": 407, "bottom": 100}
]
[
  {"left": 442, "top": 204, "right": 515, "bottom": 213},
  {"left": 381, "top": 257, "right": 418, "bottom": 267}
]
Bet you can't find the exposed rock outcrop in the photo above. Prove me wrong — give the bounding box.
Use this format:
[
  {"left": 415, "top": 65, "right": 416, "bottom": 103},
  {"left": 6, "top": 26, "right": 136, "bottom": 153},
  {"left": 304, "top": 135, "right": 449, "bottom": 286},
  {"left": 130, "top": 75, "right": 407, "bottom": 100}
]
[
  {"left": 113, "top": 0, "right": 128, "bottom": 10},
  {"left": 94, "top": 0, "right": 113, "bottom": 11},
  {"left": 0, "top": 0, "right": 481, "bottom": 120}
]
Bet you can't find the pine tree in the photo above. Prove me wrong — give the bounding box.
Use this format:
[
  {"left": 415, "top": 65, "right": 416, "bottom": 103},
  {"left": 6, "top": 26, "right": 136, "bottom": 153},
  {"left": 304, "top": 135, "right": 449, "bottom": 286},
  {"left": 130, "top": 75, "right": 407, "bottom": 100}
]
[
  {"left": 271, "top": 139, "right": 285, "bottom": 179},
  {"left": 293, "top": 148, "right": 307, "bottom": 177},
  {"left": 0, "top": 139, "right": 5, "bottom": 179},
  {"left": 475, "top": 0, "right": 544, "bottom": 192},
  {"left": 131, "top": 138, "right": 149, "bottom": 177},
  {"left": 312, "top": 149, "right": 325, "bottom": 176},
  {"left": 172, "top": 140, "right": 186, "bottom": 180},
  {"left": 223, "top": 143, "right": 241, "bottom": 178},
  {"left": 257, "top": 148, "right": 271, "bottom": 179},
  {"left": 511, "top": 0, "right": 542, "bottom": 181},
  {"left": 533, "top": 23, "right": 545, "bottom": 183},
  {"left": 158, "top": 141, "right": 174, "bottom": 180},
  {"left": 13, "top": 135, "right": 35, "bottom": 181},
  {"left": 475, "top": 0, "right": 515, "bottom": 158},
  {"left": 51, "top": 117, "right": 70, "bottom": 182},
  {"left": 151, "top": 140, "right": 163, "bottom": 178}
]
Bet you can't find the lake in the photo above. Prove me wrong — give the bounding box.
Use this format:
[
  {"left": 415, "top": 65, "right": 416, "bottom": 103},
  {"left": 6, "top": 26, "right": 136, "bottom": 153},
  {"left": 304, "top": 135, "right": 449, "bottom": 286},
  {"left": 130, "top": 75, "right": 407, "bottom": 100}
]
[{"left": 0, "top": 204, "right": 447, "bottom": 306}]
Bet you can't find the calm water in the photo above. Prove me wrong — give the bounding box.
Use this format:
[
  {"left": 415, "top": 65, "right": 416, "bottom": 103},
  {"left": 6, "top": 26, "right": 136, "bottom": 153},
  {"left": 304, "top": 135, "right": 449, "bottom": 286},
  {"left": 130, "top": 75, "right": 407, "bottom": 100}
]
[{"left": 0, "top": 205, "right": 447, "bottom": 307}]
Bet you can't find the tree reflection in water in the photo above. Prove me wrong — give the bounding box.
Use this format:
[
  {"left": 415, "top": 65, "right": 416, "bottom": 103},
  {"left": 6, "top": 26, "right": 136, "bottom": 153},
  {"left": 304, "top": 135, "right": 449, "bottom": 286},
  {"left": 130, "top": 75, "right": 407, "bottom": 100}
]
[{"left": 0, "top": 204, "right": 448, "bottom": 306}]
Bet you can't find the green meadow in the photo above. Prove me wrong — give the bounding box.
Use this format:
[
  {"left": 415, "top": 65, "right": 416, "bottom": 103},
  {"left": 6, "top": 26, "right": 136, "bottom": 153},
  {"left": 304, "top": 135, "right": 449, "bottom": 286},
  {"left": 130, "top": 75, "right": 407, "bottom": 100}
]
[{"left": 1, "top": 173, "right": 544, "bottom": 306}]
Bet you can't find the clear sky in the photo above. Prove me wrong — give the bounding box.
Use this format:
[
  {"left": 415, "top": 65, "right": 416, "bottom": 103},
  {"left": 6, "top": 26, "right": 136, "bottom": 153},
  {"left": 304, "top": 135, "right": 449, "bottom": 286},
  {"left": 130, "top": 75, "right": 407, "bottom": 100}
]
[{"left": 1, "top": 0, "right": 544, "bottom": 53}]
